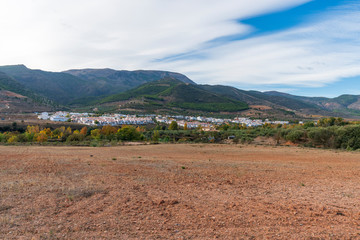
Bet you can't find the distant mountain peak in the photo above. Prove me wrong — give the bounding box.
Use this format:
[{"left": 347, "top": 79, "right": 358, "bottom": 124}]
[{"left": 64, "top": 68, "right": 196, "bottom": 85}]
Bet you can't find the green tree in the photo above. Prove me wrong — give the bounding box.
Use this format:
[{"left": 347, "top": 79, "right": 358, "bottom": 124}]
[
  {"left": 117, "top": 126, "right": 142, "bottom": 141},
  {"left": 152, "top": 130, "right": 160, "bottom": 142},
  {"left": 169, "top": 121, "right": 178, "bottom": 130}
]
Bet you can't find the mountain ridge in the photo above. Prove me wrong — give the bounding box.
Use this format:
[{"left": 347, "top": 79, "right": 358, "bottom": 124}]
[
  {"left": 0, "top": 65, "right": 195, "bottom": 105},
  {"left": 0, "top": 64, "right": 359, "bottom": 119}
]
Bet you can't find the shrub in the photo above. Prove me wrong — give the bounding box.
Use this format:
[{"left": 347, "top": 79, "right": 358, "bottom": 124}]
[
  {"left": 116, "top": 126, "right": 142, "bottom": 141},
  {"left": 308, "top": 128, "right": 335, "bottom": 148},
  {"left": 0, "top": 133, "right": 6, "bottom": 142},
  {"left": 335, "top": 125, "right": 360, "bottom": 150},
  {"left": 286, "top": 130, "right": 305, "bottom": 143},
  {"left": 7, "top": 135, "right": 18, "bottom": 143},
  {"left": 67, "top": 133, "right": 85, "bottom": 142}
]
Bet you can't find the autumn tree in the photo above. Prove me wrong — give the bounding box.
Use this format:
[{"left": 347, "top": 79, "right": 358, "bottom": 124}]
[
  {"left": 26, "top": 125, "right": 40, "bottom": 134},
  {"left": 101, "top": 125, "right": 117, "bottom": 136},
  {"left": 65, "top": 127, "right": 72, "bottom": 135},
  {"left": 7, "top": 135, "right": 18, "bottom": 143},
  {"left": 25, "top": 125, "right": 40, "bottom": 141},
  {"left": 91, "top": 129, "right": 101, "bottom": 140},
  {"left": 52, "top": 127, "right": 64, "bottom": 139},
  {"left": 36, "top": 130, "right": 48, "bottom": 142},
  {"left": 43, "top": 128, "right": 52, "bottom": 137},
  {"left": 136, "top": 126, "right": 145, "bottom": 132},
  {"left": 67, "top": 129, "right": 85, "bottom": 142},
  {"left": 80, "top": 126, "right": 88, "bottom": 135}
]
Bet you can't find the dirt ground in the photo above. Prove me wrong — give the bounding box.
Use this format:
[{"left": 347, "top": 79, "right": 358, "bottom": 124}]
[{"left": 1, "top": 144, "right": 360, "bottom": 239}]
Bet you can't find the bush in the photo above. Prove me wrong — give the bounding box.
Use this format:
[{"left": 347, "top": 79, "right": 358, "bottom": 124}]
[
  {"left": 7, "top": 135, "right": 18, "bottom": 143},
  {"left": 286, "top": 129, "right": 305, "bottom": 143},
  {"left": 335, "top": 125, "right": 360, "bottom": 150},
  {"left": 308, "top": 128, "right": 336, "bottom": 148},
  {"left": 67, "top": 133, "right": 85, "bottom": 142},
  {"left": 0, "top": 133, "right": 6, "bottom": 142},
  {"left": 116, "top": 126, "right": 142, "bottom": 141}
]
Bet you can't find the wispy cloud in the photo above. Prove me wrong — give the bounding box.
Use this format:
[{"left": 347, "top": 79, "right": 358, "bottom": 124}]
[
  {"left": 0, "top": 0, "right": 309, "bottom": 68},
  {"left": 1, "top": 0, "right": 359, "bottom": 96},
  {"left": 153, "top": 3, "right": 360, "bottom": 91}
]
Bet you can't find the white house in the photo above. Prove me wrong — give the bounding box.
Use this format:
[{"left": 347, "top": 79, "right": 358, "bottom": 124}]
[
  {"left": 38, "top": 112, "right": 50, "bottom": 120},
  {"left": 50, "top": 116, "right": 69, "bottom": 122}
]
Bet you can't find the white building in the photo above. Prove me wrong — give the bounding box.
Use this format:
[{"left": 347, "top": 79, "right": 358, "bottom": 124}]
[
  {"left": 50, "top": 116, "right": 69, "bottom": 122},
  {"left": 38, "top": 112, "right": 50, "bottom": 120}
]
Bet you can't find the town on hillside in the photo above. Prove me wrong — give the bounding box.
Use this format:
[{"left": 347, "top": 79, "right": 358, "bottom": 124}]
[{"left": 37, "top": 111, "right": 291, "bottom": 130}]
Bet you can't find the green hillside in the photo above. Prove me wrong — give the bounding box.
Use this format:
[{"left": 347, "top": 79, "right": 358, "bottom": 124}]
[
  {"left": 202, "top": 85, "right": 321, "bottom": 110},
  {"left": 98, "top": 78, "right": 249, "bottom": 113},
  {"left": 0, "top": 71, "right": 53, "bottom": 106},
  {"left": 2, "top": 64, "right": 360, "bottom": 118},
  {"left": 0, "top": 71, "right": 27, "bottom": 94},
  {"left": 264, "top": 91, "right": 360, "bottom": 116},
  {"left": 0, "top": 65, "right": 87, "bottom": 104},
  {"left": 0, "top": 65, "right": 195, "bottom": 105}
]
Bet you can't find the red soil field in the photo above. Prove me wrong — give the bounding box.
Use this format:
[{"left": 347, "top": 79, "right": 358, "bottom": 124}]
[{"left": 1, "top": 144, "right": 360, "bottom": 239}]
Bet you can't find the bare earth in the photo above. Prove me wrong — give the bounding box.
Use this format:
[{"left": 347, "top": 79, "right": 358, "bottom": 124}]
[{"left": 1, "top": 144, "right": 360, "bottom": 239}]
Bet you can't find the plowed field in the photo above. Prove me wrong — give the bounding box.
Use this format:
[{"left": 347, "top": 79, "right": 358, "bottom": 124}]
[{"left": 1, "top": 144, "right": 360, "bottom": 239}]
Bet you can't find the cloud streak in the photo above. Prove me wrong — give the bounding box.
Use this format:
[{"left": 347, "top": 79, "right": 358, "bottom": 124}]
[
  {"left": 1, "top": 0, "right": 360, "bottom": 96},
  {"left": 153, "top": 3, "right": 360, "bottom": 91},
  {"left": 0, "top": 0, "right": 309, "bottom": 67}
]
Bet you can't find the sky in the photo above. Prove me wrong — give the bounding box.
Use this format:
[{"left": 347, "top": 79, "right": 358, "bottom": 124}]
[{"left": 0, "top": 0, "right": 360, "bottom": 97}]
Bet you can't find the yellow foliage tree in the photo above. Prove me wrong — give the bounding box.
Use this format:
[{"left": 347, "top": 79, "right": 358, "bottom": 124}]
[
  {"left": 26, "top": 125, "right": 40, "bottom": 134},
  {"left": 36, "top": 131, "right": 48, "bottom": 142},
  {"left": 91, "top": 129, "right": 101, "bottom": 139},
  {"left": 65, "top": 127, "right": 72, "bottom": 135},
  {"left": 43, "top": 128, "right": 52, "bottom": 137},
  {"left": 7, "top": 135, "right": 17, "bottom": 143}
]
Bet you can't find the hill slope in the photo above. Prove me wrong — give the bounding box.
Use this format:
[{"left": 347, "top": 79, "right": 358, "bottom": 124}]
[
  {"left": 264, "top": 91, "right": 360, "bottom": 117},
  {"left": 0, "top": 65, "right": 195, "bottom": 105},
  {"left": 1, "top": 64, "right": 360, "bottom": 119},
  {"left": 0, "top": 71, "right": 53, "bottom": 112},
  {"left": 0, "top": 65, "right": 88, "bottom": 105},
  {"left": 96, "top": 78, "right": 249, "bottom": 114}
]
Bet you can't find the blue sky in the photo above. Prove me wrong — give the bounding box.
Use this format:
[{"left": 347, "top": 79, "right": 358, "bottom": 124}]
[
  {"left": 0, "top": 0, "right": 360, "bottom": 97},
  {"left": 229, "top": 0, "right": 360, "bottom": 96}
]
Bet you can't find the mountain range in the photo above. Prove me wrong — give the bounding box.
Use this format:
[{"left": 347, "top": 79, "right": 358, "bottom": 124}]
[{"left": 0, "top": 64, "right": 359, "bottom": 119}]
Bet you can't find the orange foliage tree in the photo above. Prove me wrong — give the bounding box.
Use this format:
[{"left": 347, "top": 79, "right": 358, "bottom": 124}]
[
  {"left": 101, "top": 125, "right": 117, "bottom": 136},
  {"left": 80, "top": 126, "right": 88, "bottom": 135}
]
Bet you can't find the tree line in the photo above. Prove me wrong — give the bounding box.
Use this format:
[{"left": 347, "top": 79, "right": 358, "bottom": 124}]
[{"left": 1, "top": 117, "right": 360, "bottom": 150}]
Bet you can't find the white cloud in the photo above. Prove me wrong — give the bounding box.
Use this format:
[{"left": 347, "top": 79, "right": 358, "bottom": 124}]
[
  {"left": 152, "top": 4, "right": 360, "bottom": 90},
  {"left": 1, "top": 0, "right": 359, "bottom": 93},
  {"left": 0, "top": 0, "right": 309, "bottom": 70}
]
